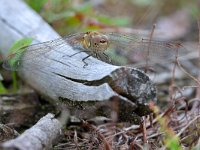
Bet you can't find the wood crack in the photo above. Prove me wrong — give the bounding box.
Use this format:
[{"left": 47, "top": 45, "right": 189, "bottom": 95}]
[
  {"left": 53, "top": 72, "right": 111, "bottom": 86},
  {"left": 0, "top": 17, "right": 25, "bottom": 36}
]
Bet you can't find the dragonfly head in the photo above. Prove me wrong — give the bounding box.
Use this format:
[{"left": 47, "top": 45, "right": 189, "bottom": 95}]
[{"left": 83, "top": 31, "right": 109, "bottom": 53}]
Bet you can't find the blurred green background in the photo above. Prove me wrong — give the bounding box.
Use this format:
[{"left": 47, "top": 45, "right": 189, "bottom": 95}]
[{"left": 24, "top": 0, "right": 200, "bottom": 36}]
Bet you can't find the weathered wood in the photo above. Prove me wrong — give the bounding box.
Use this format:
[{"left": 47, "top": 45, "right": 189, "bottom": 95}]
[
  {"left": 1, "top": 113, "right": 62, "bottom": 150},
  {"left": 0, "top": 0, "right": 156, "bottom": 122}
]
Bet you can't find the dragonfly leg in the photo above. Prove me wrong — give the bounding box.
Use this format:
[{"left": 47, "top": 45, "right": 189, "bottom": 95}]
[
  {"left": 82, "top": 55, "right": 91, "bottom": 68},
  {"left": 95, "top": 53, "right": 100, "bottom": 60},
  {"left": 103, "top": 53, "right": 112, "bottom": 63},
  {"left": 68, "top": 51, "right": 89, "bottom": 57}
]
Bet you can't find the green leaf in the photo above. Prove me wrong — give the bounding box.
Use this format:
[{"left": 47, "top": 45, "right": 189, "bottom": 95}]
[
  {"left": 165, "top": 136, "right": 182, "bottom": 150},
  {"left": 0, "top": 81, "right": 7, "bottom": 94},
  {"left": 11, "top": 72, "right": 18, "bottom": 93},
  {"left": 9, "top": 38, "right": 33, "bottom": 53},
  {"left": 25, "top": 0, "right": 48, "bottom": 12},
  {"left": 73, "top": 3, "right": 92, "bottom": 13},
  {"left": 0, "top": 74, "right": 7, "bottom": 94},
  {"left": 97, "top": 15, "right": 130, "bottom": 26},
  {"left": 5, "top": 38, "right": 33, "bottom": 92},
  {"left": 7, "top": 37, "right": 33, "bottom": 70}
]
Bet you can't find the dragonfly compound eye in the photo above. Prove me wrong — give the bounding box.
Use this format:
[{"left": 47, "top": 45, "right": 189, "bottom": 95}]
[
  {"left": 92, "top": 35, "right": 109, "bottom": 52},
  {"left": 83, "top": 31, "right": 109, "bottom": 53},
  {"left": 100, "top": 39, "right": 106, "bottom": 43}
]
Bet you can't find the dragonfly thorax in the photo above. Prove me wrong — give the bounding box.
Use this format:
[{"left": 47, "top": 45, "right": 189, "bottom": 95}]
[{"left": 82, "top": 31, "right": 109, "bottom": 53}]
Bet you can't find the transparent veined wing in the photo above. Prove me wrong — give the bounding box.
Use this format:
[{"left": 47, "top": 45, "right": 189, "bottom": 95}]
[
  {"left": 2, "top": 32, "right": 86, "bottom": 71},
  {"left": 2, "top": 31, "right": 191, "bottom": 71},
  {"left": 105, "top": 32, "right": 190, "bottom": 67}
]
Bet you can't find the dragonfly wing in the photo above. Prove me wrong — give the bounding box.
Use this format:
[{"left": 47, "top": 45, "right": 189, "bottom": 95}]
[
  {"left": 106, "top": 34, "right": 190, "bottom": 67},
  {"left": 3, "top": 33, "right": 85, "bottom": 71}
]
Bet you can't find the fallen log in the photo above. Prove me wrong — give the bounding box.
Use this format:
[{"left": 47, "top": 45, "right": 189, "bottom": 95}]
[
  {"left": 0, "top": 0, "right": 156, "bottom": 123},
  {"left": 1, "top": 113, "right": 62, "bottom": 150}
]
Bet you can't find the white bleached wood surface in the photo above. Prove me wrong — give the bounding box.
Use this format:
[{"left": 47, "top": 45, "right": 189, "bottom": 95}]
[{"left": 1, "top": 113, "right": 62, "bottom": 150}]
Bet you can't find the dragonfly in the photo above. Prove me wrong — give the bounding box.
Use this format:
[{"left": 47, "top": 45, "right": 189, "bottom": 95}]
[{"left": 2, "top": 31, "right": 191, "bottom": 71}]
